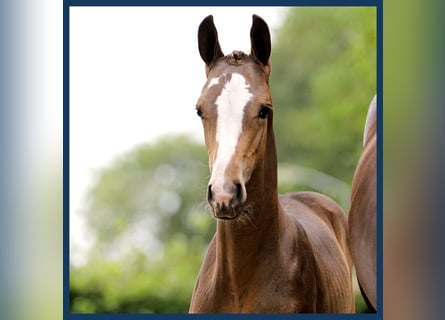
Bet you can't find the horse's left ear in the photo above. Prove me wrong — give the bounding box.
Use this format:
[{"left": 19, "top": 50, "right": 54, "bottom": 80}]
[{"left": 250, "top": 15, "right": 271, "bottom": 66}]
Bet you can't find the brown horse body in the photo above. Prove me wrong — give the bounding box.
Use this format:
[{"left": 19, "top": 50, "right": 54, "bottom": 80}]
[
  {"left": 189, "top": 15, "right": 355, "bottom": 313},
  {"left": 348, "top": 96, "right": 377, "bottom": 311}
]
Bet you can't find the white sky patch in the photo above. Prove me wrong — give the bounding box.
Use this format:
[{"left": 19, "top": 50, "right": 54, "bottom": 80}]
[
  {"left": 210, "top": 73, "right": 253, "bottom": 190},
  {"left": 69, "top": 7, "right": 287, "bottom": 264}
]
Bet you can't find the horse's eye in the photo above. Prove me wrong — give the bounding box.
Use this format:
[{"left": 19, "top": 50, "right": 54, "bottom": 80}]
[
  {"left": 258, "top": 105, "right": 271, "bottom": 119},
  {"left": 196, "top": 107, "right": 203, "bottom": 118}
]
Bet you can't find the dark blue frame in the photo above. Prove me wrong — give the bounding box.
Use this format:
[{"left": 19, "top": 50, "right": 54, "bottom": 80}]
[{"left": 63, "top": 1, "right": 383, "bottom": 319}]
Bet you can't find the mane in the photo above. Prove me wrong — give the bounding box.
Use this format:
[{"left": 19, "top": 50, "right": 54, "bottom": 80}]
[{"left": 223, "top": 50, "right": 249, "bottom": 66}]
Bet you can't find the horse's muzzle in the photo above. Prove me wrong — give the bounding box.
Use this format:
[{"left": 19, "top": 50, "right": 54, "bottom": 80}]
[{"left": 207, "top": 182, "right": 245, "bottom": 218}]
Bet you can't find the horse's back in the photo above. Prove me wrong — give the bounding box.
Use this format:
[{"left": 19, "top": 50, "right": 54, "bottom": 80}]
[
  {"left": 349, "top": 96, "right": 377, "bottom": 310},
  {"left": 349, "top": 124, "right": 377, "bottom": 309},
  {"left": 279, "top": 191, "right": 355, "bottom": 313}
]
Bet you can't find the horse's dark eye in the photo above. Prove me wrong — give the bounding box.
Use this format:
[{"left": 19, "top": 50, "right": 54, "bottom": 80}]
[
  {"left": 258, "top": 105, "right": 271, "bottom": 119},
  {"left": 196, "top": 107, "right": 203, "bottom": 118}
]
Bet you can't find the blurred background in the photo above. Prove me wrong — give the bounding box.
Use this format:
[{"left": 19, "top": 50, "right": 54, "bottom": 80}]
[
  {"left": 69, "top": 7, "right": 375, "bottom": 313},
  {"left": 5, "top": 1, "right": 445, "bottom": 320}
]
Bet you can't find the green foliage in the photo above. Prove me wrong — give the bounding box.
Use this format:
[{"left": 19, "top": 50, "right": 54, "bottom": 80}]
[
  {"left": 277, "top": 164, "right": 351, "bottom": 210},
  {"left": 71, "top": 236, "right": 204, "bottom": 313},
  {"left": 271, "top": 7, "right": 376, "bottom": 183},
  {"left": 85, "top": 135, "right": 214, "bottom": 248},
  {"left": 355, "top": 291, "right": 371, "bottom": 314},
  {"left": 71, "top": 136, "right": 214, "bottom": 313}
]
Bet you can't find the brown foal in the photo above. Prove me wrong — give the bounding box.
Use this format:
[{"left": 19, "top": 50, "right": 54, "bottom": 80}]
[{"left": 189, "top": 15, "right": 355, "bottom": 313}]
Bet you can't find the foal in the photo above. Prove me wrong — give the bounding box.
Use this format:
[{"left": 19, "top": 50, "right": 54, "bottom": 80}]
[{"left": 189, "top": 15, "right": 355, "bottom": 313}]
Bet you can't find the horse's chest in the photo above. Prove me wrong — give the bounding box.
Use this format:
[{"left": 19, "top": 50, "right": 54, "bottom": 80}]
[
  {"left": 235, "top": 282, "right": 301, "bottom": 313},
  {"left": 193, "top": 268, "right": 309, "bottom": 313}
]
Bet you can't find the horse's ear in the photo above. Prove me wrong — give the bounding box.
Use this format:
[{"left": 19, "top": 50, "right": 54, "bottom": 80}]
[
  {"left": 250, "top": 14, "right": 271, "bottom": 66},
  {"left": 198, "top": 15, "right": 224, "bottom": 67}
]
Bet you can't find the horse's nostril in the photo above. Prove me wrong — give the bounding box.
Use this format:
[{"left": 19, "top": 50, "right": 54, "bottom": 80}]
[
  {"left": 208, "top": 181, "right": 245, "bottom": 209},
  {"left": 207, "top": 184, "right": 214, "bottom": 203},
  {"left": 229, "top": 182, "right": 244, "bottom": 207},
  {"left": 235, "top": 183, "right": 243, "bottom": 201}
]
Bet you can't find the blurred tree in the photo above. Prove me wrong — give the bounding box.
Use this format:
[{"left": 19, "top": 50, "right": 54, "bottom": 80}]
[
  {"left": 271, "top": 7, "right": 376, "bottom": 183},
  {"left": 71, "top": 136, "right": 214, "bottom": 313},
  {"left": 85, "top": 135, "right": 214, "bottom": 254}
]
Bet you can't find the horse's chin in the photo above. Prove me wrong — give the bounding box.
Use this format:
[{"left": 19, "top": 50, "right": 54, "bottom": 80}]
[
  {"left": 212, "top": 208, "right": 240, "bottom": 220},
  {"left": 214, "top": 215, "right": 238, "bottom": 221},
  {"left": 211, "top": 203, "right": 253, "bottom": 221}
]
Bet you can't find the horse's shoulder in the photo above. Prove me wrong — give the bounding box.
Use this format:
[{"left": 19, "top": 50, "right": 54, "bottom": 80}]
[
  {"left": 279, "top": 192, "right": 354, "bottom": 312},
  {"left": 279, "top": 192, "right": 350, "bottom": 264}
]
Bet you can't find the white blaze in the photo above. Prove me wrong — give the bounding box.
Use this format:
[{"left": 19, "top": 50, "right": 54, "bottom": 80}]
[{"left": 210, "top": 73, "right": 253, "bottom": 190}]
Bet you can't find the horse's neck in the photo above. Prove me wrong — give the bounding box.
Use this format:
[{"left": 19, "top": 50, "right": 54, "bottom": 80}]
[{"left": 214, "top": 122, "right": 285, "bottom": 283}]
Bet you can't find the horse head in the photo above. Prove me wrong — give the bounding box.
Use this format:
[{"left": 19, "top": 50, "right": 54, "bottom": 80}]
[{"left": 196, "top": 15, "right": 273, "bottom": 220}]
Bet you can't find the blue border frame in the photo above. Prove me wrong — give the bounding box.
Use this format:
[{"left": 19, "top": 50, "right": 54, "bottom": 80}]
[
  {"left": 65, "top": 0, "right": 377, "bottom": 5},
  {"left": 63, "top": 1, "right": 383, "bottom": 319},
  {"left": 63, "top": 1, "right": 70, "bottom": 318},
  {"left": 376, "top": 0, "right": 383, "bottom": 316}
]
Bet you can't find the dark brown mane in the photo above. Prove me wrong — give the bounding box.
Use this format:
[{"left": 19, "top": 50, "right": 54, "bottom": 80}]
[{"left": 224, "top": 50, "right": 249, "bottom": 65}]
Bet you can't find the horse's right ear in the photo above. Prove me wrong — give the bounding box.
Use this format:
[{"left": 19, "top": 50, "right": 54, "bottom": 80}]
[{"left": 198, "top": 15, "right": 224, "bottom": 69}]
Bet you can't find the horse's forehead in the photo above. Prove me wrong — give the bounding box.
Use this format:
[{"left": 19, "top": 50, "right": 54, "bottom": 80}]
[
  {"left": 202, "top": 74, "right": 251, "bottom": 115},
  {"left": 211, "top": 68, "right": 248, "bottom": 84},
  {"left": 204, "top": 65, "right": 264, "bottom": 101}
]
